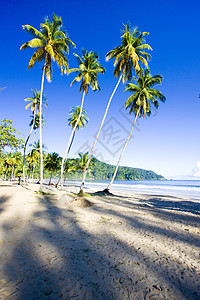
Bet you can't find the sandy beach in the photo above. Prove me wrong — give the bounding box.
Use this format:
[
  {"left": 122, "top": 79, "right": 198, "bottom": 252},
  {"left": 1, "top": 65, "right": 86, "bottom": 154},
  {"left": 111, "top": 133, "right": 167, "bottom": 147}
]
[{"left": 0, "top": 180, "right": 199, "bottom": 299}]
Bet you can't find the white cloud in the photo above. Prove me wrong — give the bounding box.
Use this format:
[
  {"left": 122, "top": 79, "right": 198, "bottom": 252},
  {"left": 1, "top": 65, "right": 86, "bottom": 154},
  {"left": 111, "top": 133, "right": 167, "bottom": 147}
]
[{"left": 192, "top": 161, "right": 200, "bottom": 177}]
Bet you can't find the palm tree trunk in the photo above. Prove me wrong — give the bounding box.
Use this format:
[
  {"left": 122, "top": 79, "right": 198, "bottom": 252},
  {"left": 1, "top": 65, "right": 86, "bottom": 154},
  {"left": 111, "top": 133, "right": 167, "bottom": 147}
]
[
  {"left": 55, "top": 131, "right": 76, "bottom": 188},
  {"left": 105, "top": 109, "right": 140, "bottom": 192},
  {"left": 39, "top": 64, "right": 46, "bottom": 191},
  {"left": 60, "top": 91, "right": 85, "bottom": 189},
  {"left": 49, "top": 171, "right": 52, "bottom": 185},
  {"left": 23, "top": 109, "right": 36, "bottom": 183},
  {"left": 31, "top": 160, "right": 36, "bottom": 182},
  {"left": 67, "top": 130, "right": 76, "bottom": 155},
  {"left": 11, "top": 165, "right": 14, "bottom": 181},
  {"left": 79, "top": 73, "right": 123, "bottom": 194},
  {"left": 4, "top": 165, "right": 7, "bottom": 181}
]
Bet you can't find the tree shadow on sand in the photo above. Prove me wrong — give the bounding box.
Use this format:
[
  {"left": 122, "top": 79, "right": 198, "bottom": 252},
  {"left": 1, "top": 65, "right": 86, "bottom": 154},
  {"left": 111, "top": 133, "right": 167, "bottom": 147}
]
[
  {"left": 0, "top": 192, "right": 200, "bottom": 299},
  {"left": 0, "top": 195, "right": 11, "bottom": 214}
]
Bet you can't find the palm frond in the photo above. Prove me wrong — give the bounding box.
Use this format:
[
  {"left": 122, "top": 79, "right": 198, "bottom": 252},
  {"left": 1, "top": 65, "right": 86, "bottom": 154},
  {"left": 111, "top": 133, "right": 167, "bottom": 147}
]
[{"left": 22, "top": 25, "right": 44, "bottom": 39}]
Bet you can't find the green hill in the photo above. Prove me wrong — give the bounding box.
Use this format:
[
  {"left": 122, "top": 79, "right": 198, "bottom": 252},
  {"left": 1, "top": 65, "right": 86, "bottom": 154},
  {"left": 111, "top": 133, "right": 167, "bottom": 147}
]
[{"left": 65, "top": 157, "right": 165, "bottom": 181}]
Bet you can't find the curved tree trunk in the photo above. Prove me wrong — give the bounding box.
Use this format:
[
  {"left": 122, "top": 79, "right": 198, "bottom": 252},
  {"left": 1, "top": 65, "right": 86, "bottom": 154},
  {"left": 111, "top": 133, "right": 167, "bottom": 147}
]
[
  {"left": 23, "top": 109, "right": 37, "bottom": 183},
  {"left": 105, "top": 109, "right": 140, "bottom": 192},
  {"left": 79, "top": 73, "right": 123, "bottom": 194},
  {"left": 67, "top": 130, "right": 76, "bottom": 156},
  {"left": 55, "top": 131, "right": 76, "bottom": 188},
  {"left": 60, "top": 91, "right": 85, "bottom": 189},
  {"left": 39, "top": 65, "right": 46, "bottom": 192},
  {"left": 31, "top": 160, "right": 36, "bottom": 182}
]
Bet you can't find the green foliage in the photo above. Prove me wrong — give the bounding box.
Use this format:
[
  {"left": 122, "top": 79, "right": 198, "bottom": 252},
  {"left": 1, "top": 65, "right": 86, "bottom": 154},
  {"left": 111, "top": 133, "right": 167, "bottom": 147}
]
[
  {"left": 0, "top": 151, "right": 23, "bottom": 178},
  {"left": 25, "top": 88, "right": 47, "bottom": 114},
  {"left": 70, "top": 49, "right": 105, "bottom": 94},
  {"left": 20, "top": 14, "right": 75, "bottom": 81},
  {"left": 44, "top": 152, "right": 60, "bottom": 172},
  {"left": 124, "top": 68, "right": 166, "bottom": 117},
  {"left": 106, "top": 23, "right": 152, "bottom": 82},
  {"left": 71, "top": 152, "right": 95, "bottom": 174},
  {"left": 68, "top": 106, "right": 89, "bottom": 130},
  {"left": 0, "top": 119, "right": 24, "bottom": 151},
  {"left": 64, "top": 157, "right": 165, "bottom": 180}
]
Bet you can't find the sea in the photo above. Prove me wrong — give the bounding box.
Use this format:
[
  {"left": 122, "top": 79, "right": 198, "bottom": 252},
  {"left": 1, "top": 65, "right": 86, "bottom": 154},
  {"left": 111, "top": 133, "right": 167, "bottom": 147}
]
[{"left": 63, "top": 180, "right": 200, "bottom": 201}]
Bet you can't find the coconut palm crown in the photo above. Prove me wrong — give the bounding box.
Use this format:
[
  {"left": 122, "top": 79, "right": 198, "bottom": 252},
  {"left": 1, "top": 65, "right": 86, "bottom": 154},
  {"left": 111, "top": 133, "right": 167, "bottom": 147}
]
[
  {"left": 68, "top": 106, "right": 89, "bottom": 130},
  {"left": 69, "top": 49, "right": 105, "bottom": 93},
  {"left": 20, "top": 14, "right": 75, "bottom": 81},
  {"left": 106, "top": 23, "right": 152, "bottom": 82},
  {"left": 25, "top": 89, "right": 47, "bottom": 115},
  {"left": 124, "top": 68, "right": 166, "bottom": 117}
]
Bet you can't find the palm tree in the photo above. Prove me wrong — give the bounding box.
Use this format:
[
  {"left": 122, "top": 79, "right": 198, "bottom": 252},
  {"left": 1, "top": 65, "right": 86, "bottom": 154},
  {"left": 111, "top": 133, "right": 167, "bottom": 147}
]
[
  {"left": 3, "top": 153, "right": 13, "bottom": 180},
  {"left": 12, "top": 152, "right": 22, "bottom": 180},
  {"left": 44, "top": 152, "right": 60, "bottom": 185},
  {"left": 79, "top": 23, "right": 152, "bottom": 194},
  {"left": 60, "top": 49, "right": 105, "bottom": 189},
  {"left": 105, "top": 68, "right": 166, "bottom": 192},
  {"left": 20, "top": 14, "right": 75, "bottom": 190},
  {"left": 67, "top": 106, "right": 89, "bottom": 154},
  {"left": 23, "top": 89, "right": 47, "bottom": 183}
]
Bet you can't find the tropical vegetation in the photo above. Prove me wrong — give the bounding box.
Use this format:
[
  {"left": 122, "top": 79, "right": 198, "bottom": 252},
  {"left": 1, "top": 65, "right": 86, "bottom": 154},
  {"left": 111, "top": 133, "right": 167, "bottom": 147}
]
[{"left": 0, "top": 17, "right": 166, "bottom": 195}]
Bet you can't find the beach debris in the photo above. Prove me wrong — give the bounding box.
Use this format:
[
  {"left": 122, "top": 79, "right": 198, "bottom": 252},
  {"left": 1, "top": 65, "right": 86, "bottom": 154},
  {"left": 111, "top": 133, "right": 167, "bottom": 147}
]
[{"left": 153, "top": 285, "right": 162, "bottom": 291}]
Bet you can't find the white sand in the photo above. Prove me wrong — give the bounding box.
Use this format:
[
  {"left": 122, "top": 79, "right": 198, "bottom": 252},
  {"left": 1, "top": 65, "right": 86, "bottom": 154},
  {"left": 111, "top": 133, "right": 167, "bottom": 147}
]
[{"left": 0, "top": 180, "right": 199, "bottom": 299}]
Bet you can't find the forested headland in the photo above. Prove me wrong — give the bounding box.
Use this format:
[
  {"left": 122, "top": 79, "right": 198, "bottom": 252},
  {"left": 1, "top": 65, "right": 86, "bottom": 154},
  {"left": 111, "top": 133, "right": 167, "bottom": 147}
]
[{"left": 64, "top": 157, "right": 165, "bottom": 181}]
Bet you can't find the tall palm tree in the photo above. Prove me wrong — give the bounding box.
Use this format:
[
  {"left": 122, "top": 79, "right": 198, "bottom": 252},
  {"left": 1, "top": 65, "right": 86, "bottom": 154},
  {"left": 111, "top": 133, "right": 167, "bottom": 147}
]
[
  {"left": 67, "top": 106, "right": 88, "bottom": 154},
  {"left": 44, "top": 152, "right": 60, "bottom": 185},
  {"left": 20, "top": 14, "right": 75, "bottom": 190},
  {"left": 79, "top": 23, "right": 152, "bottom": 194},
  {"left": 105, "top": 68, "right": 166, "bottom": 192},
  {"left": 60, "top": 49, "right": 105, "bottom": 189},
  {"left": 23, "top": 89, "right": 47, "bottom": 183}
]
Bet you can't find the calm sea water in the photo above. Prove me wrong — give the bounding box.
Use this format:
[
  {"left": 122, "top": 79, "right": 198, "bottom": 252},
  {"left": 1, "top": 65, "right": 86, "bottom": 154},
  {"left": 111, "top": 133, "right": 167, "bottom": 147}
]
[{"left": 64, "top": 180, "right": 200, "bottom": 201}]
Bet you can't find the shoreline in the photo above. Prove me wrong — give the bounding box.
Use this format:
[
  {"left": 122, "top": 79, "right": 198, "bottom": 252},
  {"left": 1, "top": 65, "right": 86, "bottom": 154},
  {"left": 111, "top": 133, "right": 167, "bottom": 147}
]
[{"left": 0, "top": 181, "right": 199, "bottom": 299}]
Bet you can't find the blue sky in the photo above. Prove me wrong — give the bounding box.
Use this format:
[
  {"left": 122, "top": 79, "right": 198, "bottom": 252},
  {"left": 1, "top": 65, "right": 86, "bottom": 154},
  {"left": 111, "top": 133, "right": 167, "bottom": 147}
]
[{"left": 1, "top": 0, "right": 200, "bottom": 179}]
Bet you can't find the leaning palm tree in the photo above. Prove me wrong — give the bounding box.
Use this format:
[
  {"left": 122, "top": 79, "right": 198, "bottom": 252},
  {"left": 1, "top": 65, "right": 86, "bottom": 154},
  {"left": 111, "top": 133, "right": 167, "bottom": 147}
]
[
  {"left": 22, "top": 89, "right": 47, "bottom": 183},
  {"left": 79, "top": 23, "right": 152, "bottom": 194},
  {"left": 60, "top": 49, "right": 105, "bottom": 189},
  {"left": 44, "top": 152, "right": 60, "bottom": 185},
  {"left": 20, "top": 14, "right": 75, "bottom": 190},
  {"left": 105, "top": 68, "right": 166, "bottom": 192}
]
